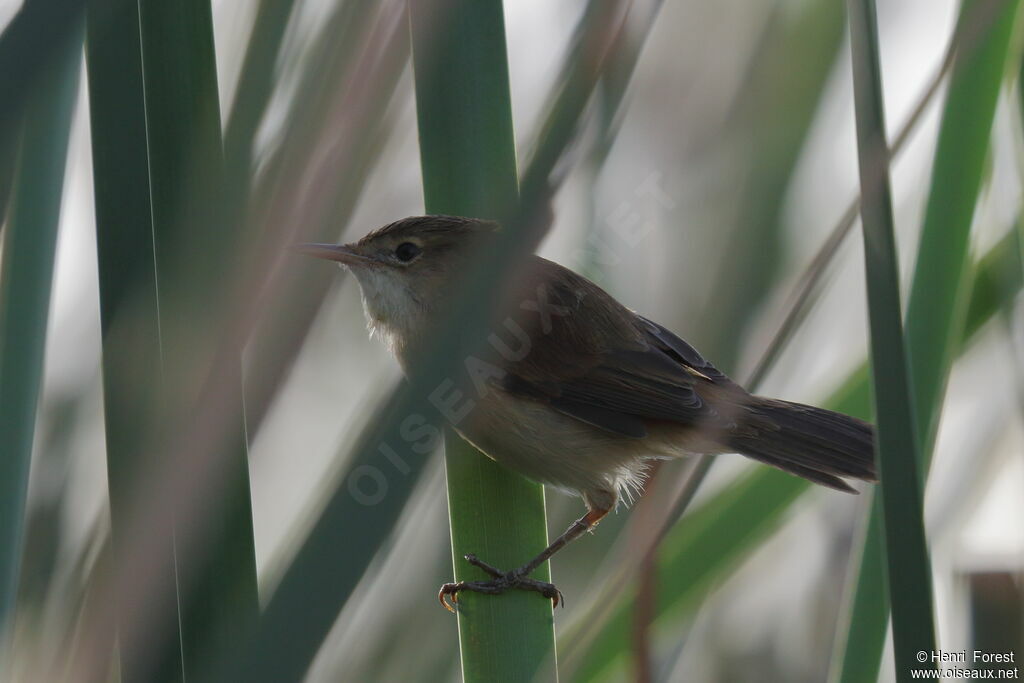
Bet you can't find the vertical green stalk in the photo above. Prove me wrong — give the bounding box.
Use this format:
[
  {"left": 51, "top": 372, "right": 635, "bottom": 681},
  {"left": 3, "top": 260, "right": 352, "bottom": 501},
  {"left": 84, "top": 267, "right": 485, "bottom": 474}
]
[
  {"left": 0, "top": 19, "right": 80, "bottom": 646},
  {"left": 832, "top": 503, "right": 888, "bottom": 683},
  {"left": 88, "top": 0, "right": 259, "bottom": 677},
  {"left": 0, "top": 128, "right": 17, "bottom": 232},
  {"left": 410, "top": 1, "right": 558, "bottom": 681},
  {"left": 222, "top": 0, "right": 297, "bottom": 183},
  {"left": 847, "top": 0, "right": 936, "bottom": 679},
  {"left": 835, "top": 1, "right": 1019, "bottom": 680},
  {"left": 905, "top": 0, "right": 1019, "bottom": 453},
  {"left": 85, "top": 1, "right": 179, "bottom": 678},
  {"left": 0, "top": 0, "right": 86, "bottom": 158},
  {"left": 135, "top": 0, "right": 259, "bottom": 677}
]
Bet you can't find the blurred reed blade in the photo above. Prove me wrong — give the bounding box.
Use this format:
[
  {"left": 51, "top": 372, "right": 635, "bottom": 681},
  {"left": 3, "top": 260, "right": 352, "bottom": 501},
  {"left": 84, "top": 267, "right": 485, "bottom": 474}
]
[
  {"left": 135, "top": 0, "right": 260, "bottom": 678},
  {"left": 0, "top": 122, "right": 18, "bottom": 233},
  {"left": 242, "top": 0, "right": 402, "bottom": 438},
  {"left": 0, "top": 18, "right": 80, "bottom": 648},
  {"left": 526, "top": 0, "right": 642, "bottom": 179},
  {"left": 217, "top": 4, "right": 401, "bottom": 643},
  {"left": 592, "top": 0, "right": 665, "bottom": 164},
  {"left": 908, "top": 0, "right": 1019, "bottom": 455},
  {"left": 87, "top": 0, "right": 259, "bottom": 677},
  {"left": 836, "top": 217, "right": 1023, "bottom": 683},
  {"left": 965, "top": 219, "right": 1024, "bottom": 332},
  {"left": 222, "top": 0, "right": 297, "bottom": 185},
  {"left": 217, "top": 0, "right": 299, "bottom": 300},
  {"left": 836, "top": 2, "right": 1019, "bottom": 681},
  {"left": 832, "top": 497, "right": 886, "bottom": 683},
  {"left": 700, "top": 0, "right": 845, "bottom": 370},
  {"left": 577, "top": 0, "right": 666, "bottom": 283},
  {"left": 848, "top": 1, "right": 936, "bottom": 679},
  {"left": 749, "top": 0, "right": 959, "bottom": 397},
  {"left": 562, "top": 226, "right": 1024, "bottom": 681},
  {"left": 85, "top": 1, "right": 175, "bottom": 678},
  {"left": 517, "top": 0, "right": 628, "bottom": 215},
  {"left": 410, "top": 0, "right": 557, "bottom": 679},
  {"left": 197, "top": 9, "right": 409, "bottom": 655},
  {"left": 0, "top": 0, "right": 86, "bottom": 164}
]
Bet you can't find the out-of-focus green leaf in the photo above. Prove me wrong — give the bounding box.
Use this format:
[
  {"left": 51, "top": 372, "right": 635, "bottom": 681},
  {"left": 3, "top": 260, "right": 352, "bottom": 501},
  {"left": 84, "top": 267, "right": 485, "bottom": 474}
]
[
  {"left": 906, "top": 0, "right": 1019, "bottom": 455},
  {"left": 0, "top": 20, "right": 80, "bottom": 647},
  {"left": 85, "top": 0, "right": 173, "bottom": 677},
  {"left": 964, "top": 223, "right": 1023, "bottom": 332},
  {"left": 848, "top": 0, "right": 936, "bottom": 677},
  {"left": 242, "top": 0, "right": 398, "bottom": 436},
  {"left": 134, "top": 0, "right": 260, "bottom": 678},
  {"left": 411, "top": 0, "right": 558, "bottom": 679},
  {"left": 836, "top": 1, "right": 1019, "bottom": 681},
  {"left": 0, "top": 0, "right": 86, "bottom": 159},
  {"left": 579, "top": 0, "right": 665, "bottom": 283},
  {"left": 0, "top": 123, "right": 17, "bottom": 231},
  {"left": 88, "top": 0, "right": 261, "bottom": 677},
  {"left": 222, "top": 0, "right": 297, "bottom": 187}
]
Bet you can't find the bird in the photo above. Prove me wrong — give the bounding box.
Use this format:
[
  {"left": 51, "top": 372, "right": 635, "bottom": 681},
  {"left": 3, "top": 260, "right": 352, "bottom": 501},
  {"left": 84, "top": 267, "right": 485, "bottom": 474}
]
[{"left": 299, "top": 214, "right": 876, "bottom": 610}]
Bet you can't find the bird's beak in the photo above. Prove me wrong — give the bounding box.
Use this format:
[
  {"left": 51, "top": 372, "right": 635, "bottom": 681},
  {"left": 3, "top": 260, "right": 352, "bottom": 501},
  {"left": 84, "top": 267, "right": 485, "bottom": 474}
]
[{"left": 294, "top": 243, "right": 374, "bottom": 266}]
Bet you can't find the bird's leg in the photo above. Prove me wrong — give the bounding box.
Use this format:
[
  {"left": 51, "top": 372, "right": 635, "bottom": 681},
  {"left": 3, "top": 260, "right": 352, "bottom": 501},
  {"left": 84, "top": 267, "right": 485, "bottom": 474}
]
[{"left": 438, "top": 506, "right": 610, "bottom": 612}]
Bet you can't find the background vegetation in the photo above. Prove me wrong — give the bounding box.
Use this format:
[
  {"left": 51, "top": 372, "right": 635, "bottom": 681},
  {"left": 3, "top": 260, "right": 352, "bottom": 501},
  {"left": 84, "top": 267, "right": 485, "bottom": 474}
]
[{"left": 0, "top": 0, "right": 1021, "bottom": 681}]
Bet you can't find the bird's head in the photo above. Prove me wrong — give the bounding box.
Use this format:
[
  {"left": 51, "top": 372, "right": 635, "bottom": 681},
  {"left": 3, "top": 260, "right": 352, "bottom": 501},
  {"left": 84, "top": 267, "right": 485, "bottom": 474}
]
[{"left": 298, "top": 215, "right": 497, "bottom": 352}]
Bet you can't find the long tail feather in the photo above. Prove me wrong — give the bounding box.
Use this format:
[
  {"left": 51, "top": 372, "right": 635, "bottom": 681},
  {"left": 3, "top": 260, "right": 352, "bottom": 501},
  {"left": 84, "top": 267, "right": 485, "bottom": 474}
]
[{"left": 728, "top": 397, "right": 877, "bottom": 493}]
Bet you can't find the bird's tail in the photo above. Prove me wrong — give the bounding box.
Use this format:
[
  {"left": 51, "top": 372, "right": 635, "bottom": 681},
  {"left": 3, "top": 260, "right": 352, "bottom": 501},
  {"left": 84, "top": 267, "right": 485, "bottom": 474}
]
[{"left": 727, "top": 397, "right": 877, "bottom": 493}]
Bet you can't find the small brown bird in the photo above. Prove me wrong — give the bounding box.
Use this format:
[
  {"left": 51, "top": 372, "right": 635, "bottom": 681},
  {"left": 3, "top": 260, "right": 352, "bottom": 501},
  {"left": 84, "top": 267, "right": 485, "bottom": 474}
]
[{"left": 301, "top": 215, "right": 876, "bottom": 610}]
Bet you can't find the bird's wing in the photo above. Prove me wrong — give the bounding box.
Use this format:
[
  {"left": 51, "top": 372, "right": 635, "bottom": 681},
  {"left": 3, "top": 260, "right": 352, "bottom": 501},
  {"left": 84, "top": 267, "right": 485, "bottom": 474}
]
[
  {"left": 634, "top": 315, "right": 726, "bottom": 379},
  {"left": 502, "top": 347, "right": 713, "bottom": 438},
  {"left": 495, "top": 259, "right": 735, "bottom": 439}
]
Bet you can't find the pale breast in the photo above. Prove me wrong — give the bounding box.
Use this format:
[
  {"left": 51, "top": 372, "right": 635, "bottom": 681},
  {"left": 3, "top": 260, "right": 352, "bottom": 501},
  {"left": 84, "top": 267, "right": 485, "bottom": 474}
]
[{"left": 454, "top": 387, "right": 692, "bottom": 509}]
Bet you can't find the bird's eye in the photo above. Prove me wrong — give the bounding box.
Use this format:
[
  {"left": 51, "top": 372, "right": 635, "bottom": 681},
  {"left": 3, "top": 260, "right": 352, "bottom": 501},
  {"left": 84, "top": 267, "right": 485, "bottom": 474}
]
[{"left": 394, "top": 242, "right": 421, "bottom": 262}]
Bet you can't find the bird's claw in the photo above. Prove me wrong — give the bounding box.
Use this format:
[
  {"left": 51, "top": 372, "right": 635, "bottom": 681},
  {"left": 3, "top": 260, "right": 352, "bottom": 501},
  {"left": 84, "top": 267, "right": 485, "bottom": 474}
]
[{"left": 438, "top": 554, "right": 564, "bottom": 613}]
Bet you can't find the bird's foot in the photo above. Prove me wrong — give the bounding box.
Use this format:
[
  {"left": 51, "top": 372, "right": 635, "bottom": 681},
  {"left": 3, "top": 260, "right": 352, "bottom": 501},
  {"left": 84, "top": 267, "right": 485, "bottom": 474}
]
[{"left": 438, "top": 554, "right": 563, "bottom": 613}]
